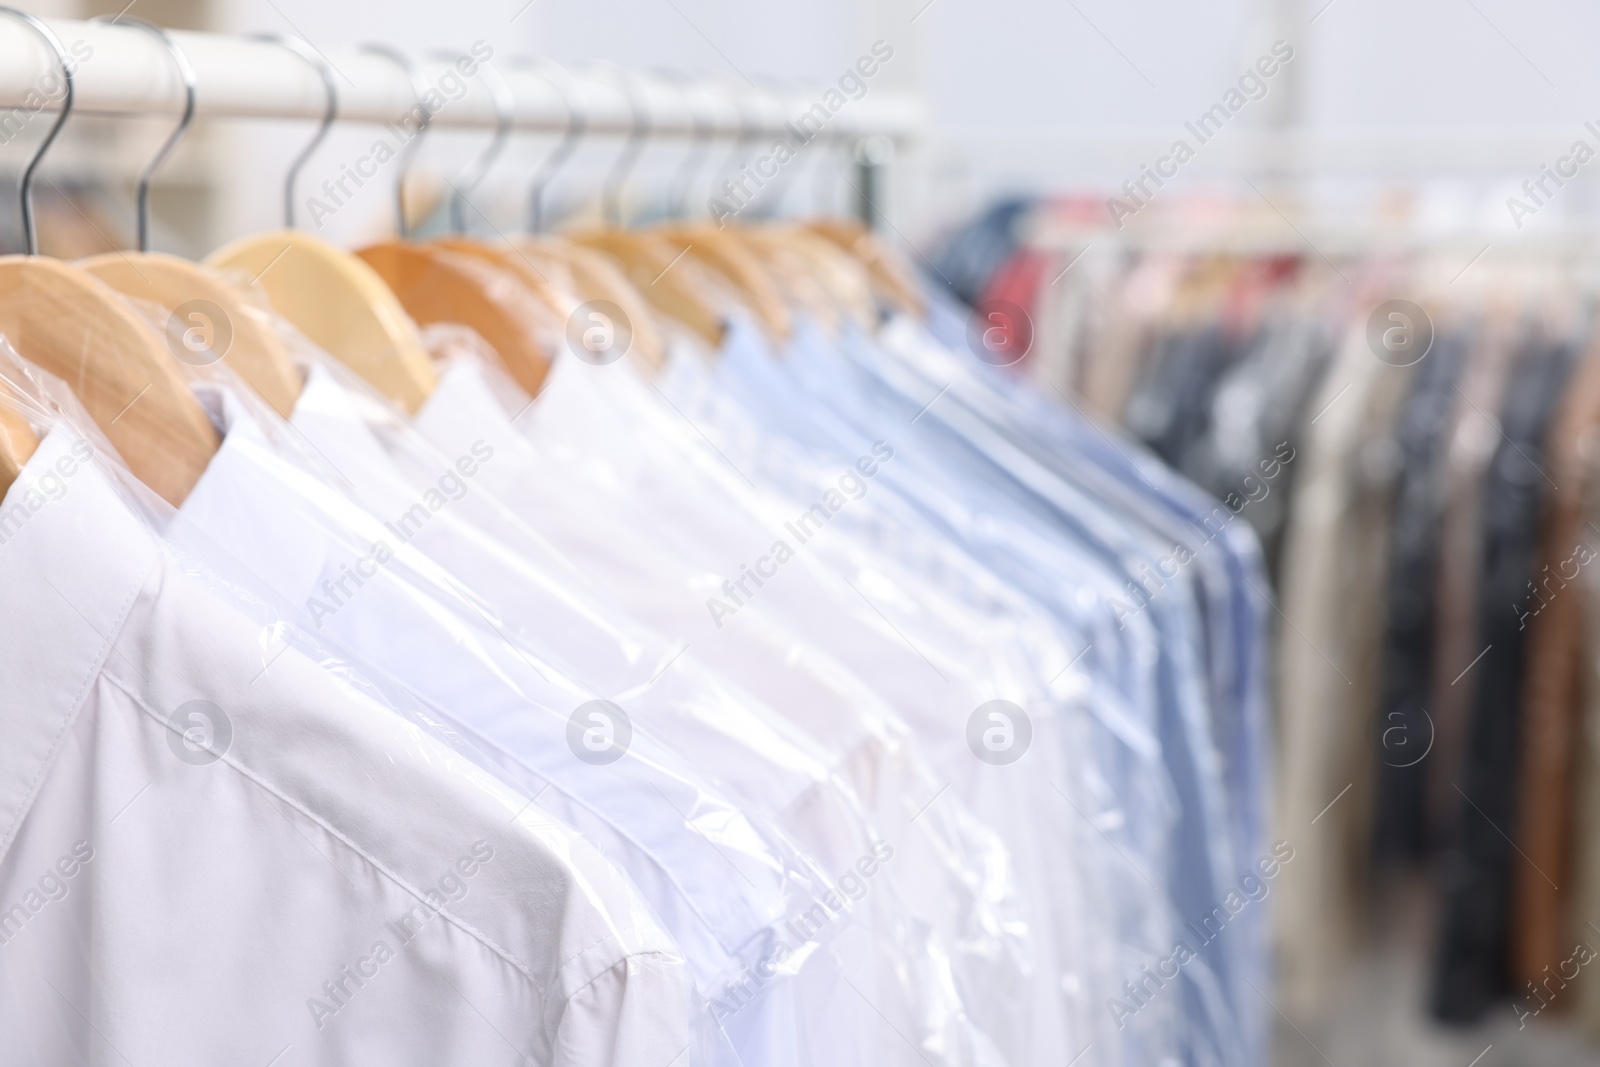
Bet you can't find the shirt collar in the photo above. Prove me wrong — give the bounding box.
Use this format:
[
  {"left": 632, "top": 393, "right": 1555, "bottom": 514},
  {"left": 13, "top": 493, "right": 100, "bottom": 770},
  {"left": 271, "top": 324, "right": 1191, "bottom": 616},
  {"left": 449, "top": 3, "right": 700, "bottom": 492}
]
[
  {"left": 0, "top": 427, "right": 160, "bottom": 862},
  {"left": 415, "top": 352, "right": 540, "bottom": 504},
  {"left": 181, "top": 382, "right": 336, "bottom": 612}
]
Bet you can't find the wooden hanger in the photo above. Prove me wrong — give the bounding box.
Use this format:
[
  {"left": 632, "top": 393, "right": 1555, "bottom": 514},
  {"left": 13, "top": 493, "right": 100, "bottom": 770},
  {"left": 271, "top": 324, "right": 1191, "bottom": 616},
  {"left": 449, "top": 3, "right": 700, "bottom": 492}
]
[
  {"left": 351, "top": 51, "right": 561, "bottom": 398},
  {"left": 656, "top": 223, "right": 792, "bottom": 343},
  {"left": 497, "top": 237, "right": 579, "bottom": 299},
  {"left": 644, "top": 79, "right": 813, "bottom": 341},
  {"left": 0, "top": 12, "right": 216, "bottom": 506},
  {"left": 206, "top": 37, "right": 437, "bottom": 413},
  {"left": 438, "top": 235, "right": 674, "bottom": 373},
  {"left": 503, "top": 57, "right": 598, "bottom": 314},
  {"left": 80, "top": 254, "right": 304, "bottom": 418},
  {"left": 488, "top": 57, "right": 667, "bottom": 368},
  {"left": 523, "top": 236, "right": 667, "bottom": 370},
  {"left": 807, "top": 218, "right": 923, "bottom": 317},
  {"left": 0, "top": 386, "right": 40, "bottom": 499},
  {"left": 357, "top": 241, "right": 556, "bottom": 398},
  {"left": 569, "top": 65, "right": 745, "bottom": 349},
  {"left": 208, "top": 231, "right": 437, "bottom": 413},
  {"left": 525, "top": 237, "right": 609, "bottom": 302},
  {"left": 728, "top": 226, "right": 843, "bottom": 336},
  {"left": 433, "top": 236, "right": 617, "bottom": 377},
  {"left": 80, "top": 20, "right": 302, "bottom": 417},
  {"left": 770, "top": 226, "right": 879, "bottom": 329},
  {"left": 571, "top": 230, "right": 730, "bottom": 349},
  {"left": 497, "top": 83, "right": 671, "bottom": 367},
  {"left": 0, "top": 257, "right": 221, "bottom": 506},
  {"left": 433, "top": 237, "right": 574, "bottom": 318}
]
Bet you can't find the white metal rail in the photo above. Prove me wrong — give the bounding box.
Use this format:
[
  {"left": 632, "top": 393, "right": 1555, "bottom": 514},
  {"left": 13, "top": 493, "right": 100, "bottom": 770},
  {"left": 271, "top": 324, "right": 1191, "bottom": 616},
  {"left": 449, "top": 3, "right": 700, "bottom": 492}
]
[{"left": 0, "top": 17, "right": 922, "bottom": 141}]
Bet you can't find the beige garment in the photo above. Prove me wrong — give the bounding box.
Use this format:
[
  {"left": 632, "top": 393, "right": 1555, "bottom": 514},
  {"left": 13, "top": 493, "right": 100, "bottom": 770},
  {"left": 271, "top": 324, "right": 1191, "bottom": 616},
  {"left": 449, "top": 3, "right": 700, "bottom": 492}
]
[
  {"left": 1027, "top": 246, "right": 1085, "bottom": 396},
  {"left": 1563, "top": 437, "right": 1600, "bottom": 1034},
  {"left": 1512, "top": 331, "right": 1600, "bottom": 990},
  {"left": 1273, "top": 320, "right": 1417, "bottom": 1020},
  {"left": 1428, "top": 315, "right": 1518, "bottom": 835},
  {"left": 1079, "top": 253, "right": 1185, "bottom": 422}
]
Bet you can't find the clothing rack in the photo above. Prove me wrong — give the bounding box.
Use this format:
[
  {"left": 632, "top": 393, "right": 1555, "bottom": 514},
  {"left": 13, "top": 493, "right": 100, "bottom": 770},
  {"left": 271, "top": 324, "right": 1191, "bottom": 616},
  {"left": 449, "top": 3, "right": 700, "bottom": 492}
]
[
  {"left": 0, "top": 18, "right": 922, "bottom": 141},
  {"left": 1028, "top": 218, "right": 1600, "bottom": 258}
]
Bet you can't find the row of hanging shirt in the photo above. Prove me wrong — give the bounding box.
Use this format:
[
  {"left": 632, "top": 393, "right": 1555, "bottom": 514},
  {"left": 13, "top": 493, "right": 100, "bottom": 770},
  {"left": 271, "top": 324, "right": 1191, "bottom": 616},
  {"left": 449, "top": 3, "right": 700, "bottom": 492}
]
[
  {"left": 958, "top": 192, "right": 1600, "bottom": 1043},
  {"left": 0, "top": 23, "right": 1272, "bottom": 1067}
]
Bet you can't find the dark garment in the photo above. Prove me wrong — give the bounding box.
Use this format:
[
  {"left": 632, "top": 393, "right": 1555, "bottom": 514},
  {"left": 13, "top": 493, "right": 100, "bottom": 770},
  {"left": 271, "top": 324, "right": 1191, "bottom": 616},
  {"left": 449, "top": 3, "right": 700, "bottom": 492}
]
[
  {"left": 1372, "top": 333, "right": 1471, "bottom": 862},
  {"left": 1430, "top": 333, "right": 1582, "bottom": 1023},
  {"left": 1253, "top": 327, "right": 1338, "bottom": 582},
  {"left": 1125, "top": 325, "right": 1249, "bottom": 470},
  {"left": 927, "top": 197, "right": 1036, "bottom": 308},
  {"left": 1512, "top": 335, "right": 1600, "bottom": 988},
  {"left": 1183, "top": 313, "right": 1338, "bottom": 583}
]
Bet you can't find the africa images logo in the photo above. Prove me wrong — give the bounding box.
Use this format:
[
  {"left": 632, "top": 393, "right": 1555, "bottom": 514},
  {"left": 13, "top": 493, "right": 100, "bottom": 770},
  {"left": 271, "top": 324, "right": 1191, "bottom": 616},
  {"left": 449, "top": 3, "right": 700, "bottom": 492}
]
[
  {"left": 306, "top": 841, "right": 495, "bottom": 1030},
  {"left": 967, "top": 699, "right": 1032, "bottom": 765}
]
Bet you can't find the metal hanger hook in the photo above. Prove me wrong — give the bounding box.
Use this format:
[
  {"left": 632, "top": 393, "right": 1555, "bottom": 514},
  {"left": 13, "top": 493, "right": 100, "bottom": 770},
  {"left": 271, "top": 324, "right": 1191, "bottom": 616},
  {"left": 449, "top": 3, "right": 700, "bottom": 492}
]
[
  {"left": 90, "top": 16, "right": 195, "bottom": 252},
  {"left": 589, "top": 61, "right": 649, "bottom": 227},
  {"left": 659, "top": 70, "right": 711, "bottom": 221},
  {"left": 0, "top": 8, "right": 74, "bottom": 255},
  {"left": 251, "top": 33, "right": 336, "bottom": 230},
  {"left": 358, "top": 43, "right": 428, "bottom": 238},
  {"left": 438, "top": 50, "right": 513, "bottom": 235},
  {"left": 704, "top": 76, "right": 757, "bottom": 219},
  {"left": 748, "top": 79, "right": 802, "bottom": 219},
  {"left": 811, "top": 128, "right": 840, "bottom": 217},
  {"left": 510, "top": 55, "right": 585, "bottom": 234}
]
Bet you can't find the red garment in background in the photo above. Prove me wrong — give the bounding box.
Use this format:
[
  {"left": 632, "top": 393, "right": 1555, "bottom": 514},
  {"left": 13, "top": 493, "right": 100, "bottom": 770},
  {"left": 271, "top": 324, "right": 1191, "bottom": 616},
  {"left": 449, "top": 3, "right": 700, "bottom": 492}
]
[{"left": 978, "top": 247, "right": 1055, "bottom": 369}]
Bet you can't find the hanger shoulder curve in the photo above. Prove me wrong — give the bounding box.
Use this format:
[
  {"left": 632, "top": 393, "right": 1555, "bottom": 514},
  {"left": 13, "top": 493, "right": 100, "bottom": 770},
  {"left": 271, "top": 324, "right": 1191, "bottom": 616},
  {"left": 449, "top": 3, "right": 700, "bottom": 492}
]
[
  {"left": 206, "top": 231, "right": 436, "bottom": 413},
  {"left": 570, "top": 230, "right": 726, "bottom": 350},
  {"left": 763, "top": 227, "right": 876, "bottom": 330},
  {"left": 806, "top": 220, "right": 923, "bottom": 317},
  {"left": 526, "top": 237, "right": 666, "bottom": 370},
  {"left": 78, "top": 252, "right": 304, "bottom": 418},
  {"left": 431, "top": 237, "right": 575, "bottom": 318},
  {"left": 356, "top": 241, "right": 555, "bottom": 399},
  {"left": 0, "top": 256, "right": 220, "bottom": 506},
  {"left": 659, "top": 225, "right": 792, "bottom": 343},
  {"left": 733, "top": 229, "right": 844, "bottom": 335}
]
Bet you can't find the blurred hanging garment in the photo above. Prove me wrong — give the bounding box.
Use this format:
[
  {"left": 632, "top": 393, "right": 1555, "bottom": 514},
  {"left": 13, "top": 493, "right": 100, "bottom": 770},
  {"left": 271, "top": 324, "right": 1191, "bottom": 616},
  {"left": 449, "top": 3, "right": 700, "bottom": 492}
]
[{"left": 931, "top": 193, "right": 1600, "bottom": 1041}]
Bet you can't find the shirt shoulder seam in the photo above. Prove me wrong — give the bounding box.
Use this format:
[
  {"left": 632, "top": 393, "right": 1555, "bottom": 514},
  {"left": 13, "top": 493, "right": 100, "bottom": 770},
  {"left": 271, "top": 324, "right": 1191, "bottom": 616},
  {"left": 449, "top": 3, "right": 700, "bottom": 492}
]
[
  {"left": 102, "top": 667, "right": 551, "bottom": 992},
  {"left": 0, "top": 561, "right": 149, "bottom": 864}
]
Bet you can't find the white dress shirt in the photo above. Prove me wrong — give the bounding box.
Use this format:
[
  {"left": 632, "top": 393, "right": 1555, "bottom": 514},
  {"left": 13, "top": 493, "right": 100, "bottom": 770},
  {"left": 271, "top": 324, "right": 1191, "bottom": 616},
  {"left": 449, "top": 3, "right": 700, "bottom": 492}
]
[
  {"left": 417, "top": 344, "right": 1103, "bottom": 1067},
  {"left": 172, "top": 368, "right": 937, "bottom": 1067},
  {"left": 0, "top": 423, "right": 689, "bottom": 1066},
  {"left": 275, "top": 359, "right": 972, "bottom": 1066}
]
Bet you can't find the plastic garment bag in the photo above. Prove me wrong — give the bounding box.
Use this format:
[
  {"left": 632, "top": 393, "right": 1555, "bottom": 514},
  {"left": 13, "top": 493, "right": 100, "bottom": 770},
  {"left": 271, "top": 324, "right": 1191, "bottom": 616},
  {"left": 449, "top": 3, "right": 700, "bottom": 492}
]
[
  {"left": 876, "top": 301, "right": 1272, "bottom": 1067},
  {"left": 183, "top": 383, "right": 857, "bottom": 1067},
  {"left": 232, "top": 312, "right": 1013, "bottom": 1067},
  {"left": 52, "top": 315, "right": 840, "bottom": 1065},
  {"left": 406, "top": 328, "right": 1025, "bottom": 1066},
  {"left": 655, "top": 316, "right": 1192, "bottom": 1067},
  {"left": 143, "top": 285, "right": 1020, "bottom": 1065},
  {"left": 891, "top": 308, "right": 1275, "bottom": 1067},
  {"left": 430, "top": 322, "right": 1103, "bottom": 1066},
  {"left": 0, "top": 346, "right": 693, "bottom": 1066}
]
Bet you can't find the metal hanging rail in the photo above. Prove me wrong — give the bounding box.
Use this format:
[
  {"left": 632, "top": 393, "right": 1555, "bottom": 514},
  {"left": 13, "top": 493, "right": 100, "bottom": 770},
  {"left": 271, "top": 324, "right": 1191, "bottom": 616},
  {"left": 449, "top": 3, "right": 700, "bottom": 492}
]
[{"left": 0, "top": 18, "right": 922, "bottom": 141}]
